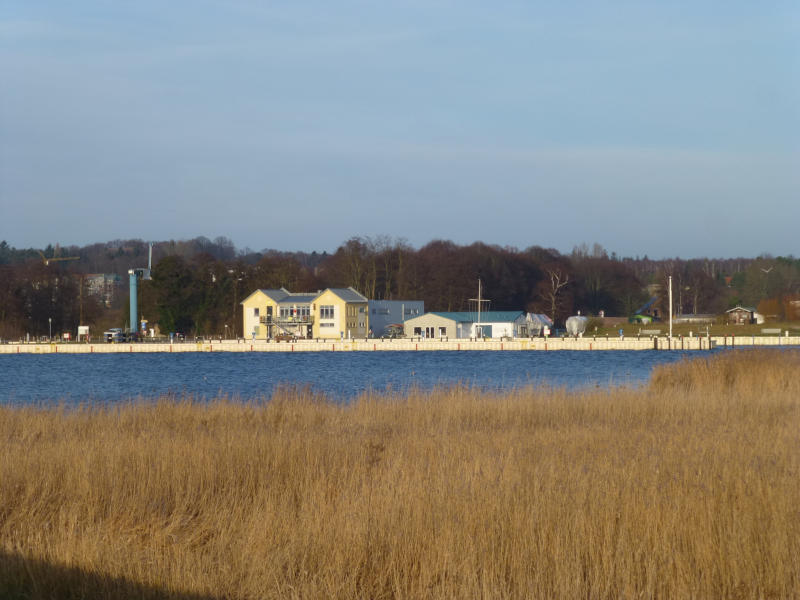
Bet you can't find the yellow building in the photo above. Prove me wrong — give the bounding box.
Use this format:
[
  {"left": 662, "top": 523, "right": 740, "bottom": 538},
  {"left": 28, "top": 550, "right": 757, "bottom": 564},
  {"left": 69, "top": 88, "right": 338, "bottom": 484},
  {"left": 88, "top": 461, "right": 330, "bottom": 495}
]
[
  {"left": 240, "top": 288, "right": 315, "bottom": 340},
  {"left": 241, "top": 287, "right": 369, "bottom": 340},
  {"left": 311, "top": 287, "right": 369, "bottom": 339},
  {"left": 240, "top": 289, "right": 287, "bottom": 340}
]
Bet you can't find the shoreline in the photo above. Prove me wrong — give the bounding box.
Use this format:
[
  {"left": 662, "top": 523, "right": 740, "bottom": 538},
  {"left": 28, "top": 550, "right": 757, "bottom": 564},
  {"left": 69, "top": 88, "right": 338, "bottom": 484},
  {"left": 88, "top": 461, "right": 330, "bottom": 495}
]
[{"left": 2, "top": 335, "right": 799, "bottom": 353}]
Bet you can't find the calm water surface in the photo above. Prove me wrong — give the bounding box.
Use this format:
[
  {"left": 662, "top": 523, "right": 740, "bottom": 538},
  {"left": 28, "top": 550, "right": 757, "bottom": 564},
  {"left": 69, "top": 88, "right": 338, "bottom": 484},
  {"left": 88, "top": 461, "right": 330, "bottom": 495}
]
[{"left": 0, "top": 350, "right": 719, "bottom": 405}]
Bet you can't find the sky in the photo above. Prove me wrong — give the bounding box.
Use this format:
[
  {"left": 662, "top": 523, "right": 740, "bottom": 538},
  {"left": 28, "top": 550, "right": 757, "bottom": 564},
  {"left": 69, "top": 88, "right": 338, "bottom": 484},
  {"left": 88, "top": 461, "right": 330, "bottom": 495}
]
[{"left": 2, "top": 1, "right": 798, "bottom": 258}]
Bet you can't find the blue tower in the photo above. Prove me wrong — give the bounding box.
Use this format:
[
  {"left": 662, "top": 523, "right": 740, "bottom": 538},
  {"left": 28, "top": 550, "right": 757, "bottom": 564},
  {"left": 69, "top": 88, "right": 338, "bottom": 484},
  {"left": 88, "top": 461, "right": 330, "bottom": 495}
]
[{"left": 128, "top": 244, "right": 153, "bottom": 336}]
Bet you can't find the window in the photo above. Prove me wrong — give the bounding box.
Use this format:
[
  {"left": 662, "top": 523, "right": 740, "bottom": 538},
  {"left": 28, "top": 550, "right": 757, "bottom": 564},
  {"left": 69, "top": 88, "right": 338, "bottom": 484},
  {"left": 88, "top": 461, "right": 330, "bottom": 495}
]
[
  {"left": 378, "top": 308, "right": 390, "bottom": 315},
  {"left": 321, "top": 322, "right": 334, "bottom": 328},
  {"left": 359, "top": 306, "right": 365, "bottom": 313},
  {"left": 254, "top": 308, "right": 259, "bottom": 317},
  {"left": 320, "top": 305, "right": 334, "bottom": 319}
]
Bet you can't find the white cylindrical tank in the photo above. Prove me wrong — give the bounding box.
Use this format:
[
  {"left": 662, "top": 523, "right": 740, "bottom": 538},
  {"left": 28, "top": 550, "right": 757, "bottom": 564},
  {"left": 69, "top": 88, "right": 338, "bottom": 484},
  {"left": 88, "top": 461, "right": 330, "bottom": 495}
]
[{"left": 565, "top": 316, "right": 588, "bottom": 337}]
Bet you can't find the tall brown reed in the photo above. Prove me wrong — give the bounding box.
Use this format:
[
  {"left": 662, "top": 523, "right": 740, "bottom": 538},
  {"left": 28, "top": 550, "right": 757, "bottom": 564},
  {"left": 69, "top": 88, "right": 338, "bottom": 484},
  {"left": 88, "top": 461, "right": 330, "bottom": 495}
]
[{"left": 1, "top": 350, "right": 798, "bottom": 598}]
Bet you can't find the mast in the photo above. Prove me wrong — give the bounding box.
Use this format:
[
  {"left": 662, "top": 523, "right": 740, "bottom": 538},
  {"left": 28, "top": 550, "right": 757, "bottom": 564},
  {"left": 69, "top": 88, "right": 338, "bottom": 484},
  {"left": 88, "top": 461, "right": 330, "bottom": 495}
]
[
  {"left": 477, "top": 279, "right": 481, "bottom": 325},
  {"left": 469, "top": 278, "right": 490, "bottom": 338}
]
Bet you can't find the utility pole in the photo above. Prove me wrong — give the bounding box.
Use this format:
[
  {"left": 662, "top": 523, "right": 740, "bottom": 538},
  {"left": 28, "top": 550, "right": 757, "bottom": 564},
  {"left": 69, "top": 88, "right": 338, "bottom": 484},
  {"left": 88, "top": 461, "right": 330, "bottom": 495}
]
[
  {"left": 229, "top": 269, "right": 242, "bottom": 338},
  {"left": 78, "top": 274, "right": 84, "bottom": 325},
  {"left": 668, "top": 275, "right": 673, "bottom": 339}
]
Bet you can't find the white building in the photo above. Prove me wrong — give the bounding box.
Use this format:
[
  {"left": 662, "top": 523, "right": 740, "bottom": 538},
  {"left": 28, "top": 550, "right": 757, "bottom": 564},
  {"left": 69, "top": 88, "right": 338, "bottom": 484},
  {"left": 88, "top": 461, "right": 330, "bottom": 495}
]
[{"left": 403, "top": 311, "right": 527, "bottom": 339}]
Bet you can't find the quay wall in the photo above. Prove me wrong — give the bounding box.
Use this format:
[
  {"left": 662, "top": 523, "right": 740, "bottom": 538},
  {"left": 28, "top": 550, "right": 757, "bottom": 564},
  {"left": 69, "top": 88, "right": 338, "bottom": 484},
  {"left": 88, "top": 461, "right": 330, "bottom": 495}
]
[{"left": 2, "top": 336, "right": 799, "bottom": 354}]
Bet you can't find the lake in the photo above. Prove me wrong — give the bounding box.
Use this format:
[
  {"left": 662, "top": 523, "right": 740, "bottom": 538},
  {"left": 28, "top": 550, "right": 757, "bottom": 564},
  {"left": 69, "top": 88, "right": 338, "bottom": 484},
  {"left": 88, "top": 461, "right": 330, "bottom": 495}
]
[{"left": 0, "top": 350, "right": 721, "bottom": 405}]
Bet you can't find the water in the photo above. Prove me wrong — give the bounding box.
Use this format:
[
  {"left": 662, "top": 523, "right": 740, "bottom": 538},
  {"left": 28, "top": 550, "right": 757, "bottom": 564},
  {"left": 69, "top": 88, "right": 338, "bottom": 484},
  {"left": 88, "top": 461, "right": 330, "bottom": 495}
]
[{"left": 0, "top": 350, "right": 722, "bottom": 405}]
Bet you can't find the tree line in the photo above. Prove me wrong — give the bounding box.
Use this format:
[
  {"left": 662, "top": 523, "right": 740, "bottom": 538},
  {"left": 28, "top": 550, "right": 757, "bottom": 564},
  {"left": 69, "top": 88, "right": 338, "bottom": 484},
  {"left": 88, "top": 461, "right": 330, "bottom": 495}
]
[{"left": 1, "top": 237, "right": 798, "bottom": 339}]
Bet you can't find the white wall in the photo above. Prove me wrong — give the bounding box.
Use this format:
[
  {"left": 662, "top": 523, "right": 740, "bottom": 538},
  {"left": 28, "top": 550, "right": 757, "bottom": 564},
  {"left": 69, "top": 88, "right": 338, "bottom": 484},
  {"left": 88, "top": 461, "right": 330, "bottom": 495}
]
[{"left": 470, "top": 322, "right": 514, "bottom": 338}]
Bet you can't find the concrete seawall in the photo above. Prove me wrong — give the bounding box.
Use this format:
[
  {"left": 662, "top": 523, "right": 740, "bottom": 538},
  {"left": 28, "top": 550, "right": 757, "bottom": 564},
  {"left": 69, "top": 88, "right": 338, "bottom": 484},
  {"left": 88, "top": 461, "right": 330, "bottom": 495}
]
[{"left": 2, "top": 336, "right": 799, "bottom": 354}]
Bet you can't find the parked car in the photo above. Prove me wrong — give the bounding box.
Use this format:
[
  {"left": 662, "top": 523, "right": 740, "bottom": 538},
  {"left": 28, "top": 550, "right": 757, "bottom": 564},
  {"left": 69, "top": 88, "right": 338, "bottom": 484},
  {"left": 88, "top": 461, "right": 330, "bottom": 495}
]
[
  {"left": 274, "top": 333, "right": 297, "bottom": 342},
  {"left": 103, "top": 328, "right": 126, "bottom": 343},
  {"left": 382, "top": 324, "right": 406, "bottom": 339}
]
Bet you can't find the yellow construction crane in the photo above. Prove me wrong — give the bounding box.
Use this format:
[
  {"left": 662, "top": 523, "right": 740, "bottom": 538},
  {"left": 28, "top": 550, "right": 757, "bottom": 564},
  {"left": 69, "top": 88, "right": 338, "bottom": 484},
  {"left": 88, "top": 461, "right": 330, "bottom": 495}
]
[{"left": 38, "top": 249, "right": 79, "bottom": 266}]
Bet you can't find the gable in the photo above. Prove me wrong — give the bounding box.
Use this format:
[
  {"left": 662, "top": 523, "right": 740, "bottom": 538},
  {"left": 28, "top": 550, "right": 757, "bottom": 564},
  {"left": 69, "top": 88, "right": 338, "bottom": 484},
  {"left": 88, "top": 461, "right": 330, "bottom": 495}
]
[
  {"left": 314, "top": 287, "right": 368, "bottom": 304},
  {"left": 240, "top": 288, "right": 291, "bottom": 305},
  {"left": 404, "top": 313, "right": 459, "bottom": 326}
]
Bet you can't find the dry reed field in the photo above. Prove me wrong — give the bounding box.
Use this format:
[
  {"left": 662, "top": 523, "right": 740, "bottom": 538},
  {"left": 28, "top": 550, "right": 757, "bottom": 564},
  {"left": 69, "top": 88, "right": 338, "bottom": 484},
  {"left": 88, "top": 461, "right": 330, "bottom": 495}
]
[{"left": 1, "top": 349, "right": 799, "bottom": 599}]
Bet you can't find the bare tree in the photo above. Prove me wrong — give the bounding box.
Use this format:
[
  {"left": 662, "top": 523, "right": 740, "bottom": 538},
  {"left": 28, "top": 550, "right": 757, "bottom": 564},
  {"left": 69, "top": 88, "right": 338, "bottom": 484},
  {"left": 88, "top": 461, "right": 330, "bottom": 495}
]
[{"left": 541, "top": 268, "right": 570, "bottom": 324}]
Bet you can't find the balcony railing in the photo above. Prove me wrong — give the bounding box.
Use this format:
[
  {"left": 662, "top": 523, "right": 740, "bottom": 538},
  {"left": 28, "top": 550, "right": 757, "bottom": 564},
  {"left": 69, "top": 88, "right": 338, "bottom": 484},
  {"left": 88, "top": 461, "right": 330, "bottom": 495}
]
[{"left": 260, "top": 315, "right": 314, "bottom": 325}]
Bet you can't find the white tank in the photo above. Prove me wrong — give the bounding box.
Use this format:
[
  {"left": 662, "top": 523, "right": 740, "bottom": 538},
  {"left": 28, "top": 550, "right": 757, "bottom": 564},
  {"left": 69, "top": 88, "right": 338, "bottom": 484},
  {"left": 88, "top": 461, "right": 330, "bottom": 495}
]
[{"left": 565, "top": 316, "right": 588, "bottom": 337}]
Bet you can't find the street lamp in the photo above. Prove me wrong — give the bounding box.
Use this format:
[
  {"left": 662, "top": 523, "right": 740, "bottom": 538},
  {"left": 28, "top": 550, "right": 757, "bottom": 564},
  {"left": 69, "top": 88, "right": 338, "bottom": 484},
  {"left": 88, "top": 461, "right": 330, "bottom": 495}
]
[
  {"left": 229, "top": 269, "right": 243, "bottom": 338},
  {"left": 48, "top": 317, "right": 52, "bottom": 341},
  {"left": 224, "top": 324, "right": 229, "bottom": 340}
]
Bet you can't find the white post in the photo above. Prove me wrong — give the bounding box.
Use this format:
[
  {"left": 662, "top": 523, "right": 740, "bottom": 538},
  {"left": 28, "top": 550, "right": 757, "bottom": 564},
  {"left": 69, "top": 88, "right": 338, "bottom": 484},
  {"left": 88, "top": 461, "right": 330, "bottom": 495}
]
[{"left": 668, "top": 275, "right": 673, "bottom": 339}]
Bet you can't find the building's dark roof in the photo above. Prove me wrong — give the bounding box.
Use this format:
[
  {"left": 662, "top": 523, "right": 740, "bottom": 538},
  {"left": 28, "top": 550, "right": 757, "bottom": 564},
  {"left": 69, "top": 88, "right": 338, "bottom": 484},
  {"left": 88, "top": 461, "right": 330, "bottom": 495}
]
[
  {"left": 368, "top": 299, "right": 424, "bottom": 305},
  {"left": 240, "top": 288, "right": 289, "bottom": 304},
  {"left": 257, "top": 288, "right": 290, "bottom": 302},
  {"left": 279, "top": 293, "right": 317, "bottom": 304},
  {"left": 321, "top": 287, "right": 368, "bottom": 303},
  {"left": 726, "top": 306, "right": 756, "bottom": 313},
  {"left": 243, "top": 287, "right": 367, "bottom": 305},
  {"left": 424, "top": 311, "right": 525, "bottom": 323},
  {"left": 527, "top": 313, "right": 553, "bottom": 327}
]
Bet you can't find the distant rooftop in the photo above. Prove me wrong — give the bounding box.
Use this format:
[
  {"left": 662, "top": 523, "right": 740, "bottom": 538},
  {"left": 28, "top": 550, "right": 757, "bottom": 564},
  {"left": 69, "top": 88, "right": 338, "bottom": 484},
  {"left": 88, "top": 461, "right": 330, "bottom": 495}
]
[
  {"left": 323, "top": 287, "right": 368, "bottom": 303},
  {"left": 279, "top": 293, "right": 317, "bottom": 304},
  {"left": 726, "top": 306, "right": 757, "bottom": 313},
  {"left": 428, "top": 310, "right": 524, "bottom": 323}
]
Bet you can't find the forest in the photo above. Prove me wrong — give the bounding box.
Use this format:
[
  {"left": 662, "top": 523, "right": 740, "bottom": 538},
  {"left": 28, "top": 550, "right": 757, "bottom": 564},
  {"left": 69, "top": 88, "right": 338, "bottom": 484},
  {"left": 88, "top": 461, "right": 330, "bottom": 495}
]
[{"left": 1, "top": 237, "right": 799, "bottom": 339}]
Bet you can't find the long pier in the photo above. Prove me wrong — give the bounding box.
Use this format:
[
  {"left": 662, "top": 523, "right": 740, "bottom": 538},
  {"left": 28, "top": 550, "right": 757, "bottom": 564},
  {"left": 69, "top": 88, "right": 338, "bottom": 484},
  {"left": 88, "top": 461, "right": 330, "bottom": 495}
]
[{"left": 2, "top": 335, "right": 799, "bottom": 354}]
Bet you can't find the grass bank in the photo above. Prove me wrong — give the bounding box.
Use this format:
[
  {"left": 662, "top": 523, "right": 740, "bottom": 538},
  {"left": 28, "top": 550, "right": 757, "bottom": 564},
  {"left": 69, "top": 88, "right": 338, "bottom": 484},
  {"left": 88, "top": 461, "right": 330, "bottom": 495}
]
[{"left": 1, "top": 350, "right": 799, "bottom": 598}]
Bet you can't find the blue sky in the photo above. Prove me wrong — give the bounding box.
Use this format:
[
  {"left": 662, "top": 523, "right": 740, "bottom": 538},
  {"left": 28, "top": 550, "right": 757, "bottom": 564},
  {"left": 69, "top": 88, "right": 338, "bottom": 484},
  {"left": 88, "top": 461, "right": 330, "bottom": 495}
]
[{"left": 2, "top": 1, "right": 798, "bottom": 258}]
